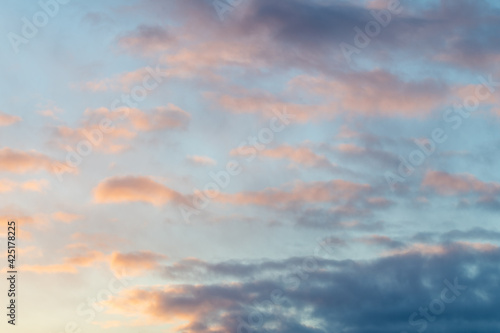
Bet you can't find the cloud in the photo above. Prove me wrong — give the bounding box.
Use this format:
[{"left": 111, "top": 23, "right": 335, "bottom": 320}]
[
  {"left": 81, "top": 66, "right": 166, "bottom": 92},
  {"left": 356, "top": 235, "right": 405, "bottom": 249},
  {"left": 387, "top": 241, "right": 498, "bottom": 256},
  {"left": 441, "top": 228, "right": 500, "bottom": 242},
  {"left": 52, "top": 211, "right": 84, "bottom": 223},
  {"left": 51, "top": 105, "right": 190, "bottom": 154},
  {"left": 103, "top": 244, "right": 500, "bottom": 332},
  {"left": 19, "top": 179, "right": 49, "bottom": 192},
  {"left": 69, "top": 232, "right": 130, "bottom": 251},
  {"left": 0, "top": 111, "right": 21, "bottom": 126},
  {"left": 235, "top": 144, "right": 335, "bottom": 170},
  {"left": 331, "top": 142, "right": 399, "bottom": 169},
  {"left": 216, "top": 179, "right": 371, "bottom": 208},
  {"left": 138, "top": 0, "right": 500, "bottom": 77},
  {"left": 161, "top": 257, "right": 312, "bottom": 282},
  {"left": 186, "top": 155, "right": 217, "bottom": 166},
  {"left": 64, "top": 250, "right": 106, "bottom": 266},
  {"left": 128, "top": 104, "right": 191, "bottom": 131},
  {"left": 118, "top": 24, "right": 176, "bottom": 54},
  {"left": 210, "top": 67, "right": 453, "bottom": 122},
  {"left": 0, "top": 179, "right": 16, "bottom": 192},
  {"left": 26, "top": 247, "right": 166, "bottom": 277},
  {"left": 51, "top": 108, "right": 136, "bottom": 154},
  {"left": 295, "top": 207, "right": 384, "bottom": 229},
  {"left": 210, "top": 89, "right": 325, "bottom": 123},
  {"left": 290, "top": 70, "right": 449, "bottom": 118},
  {"left": 110, "top": 251, "right": 168, "bottom": 277},
  {"left": 422, "top": 170, "right": 500, "bottom": 196},
  {"left": 0, "top": 207, "right": 37, "bottom": 226},
  {"left": 0, "top": 148, "right": 75, "bottom": 174},
  {"left": 37, "top": 107, "right": 63, "bottom": 121},
  {"left": 94, "top": 175, "right": 185, "bottom": 206},
  {"left": 20, "top": 250, "right": 106, "bottom": 274},
  {"left": 20, "top": 264, "right": 79, "bottom": 274}
]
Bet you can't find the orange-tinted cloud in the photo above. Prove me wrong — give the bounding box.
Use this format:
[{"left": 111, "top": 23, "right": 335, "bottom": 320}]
[
  {"left": 0, "top": 148, "right": 74, "bottom": 174},
  {"left": 211, "top": 90, "right": 326, "bottom": 123},
  {"left": 0, "top": 179, "right": 48, "bottom": 193},
  {"left": 0, "top": 111, "right": 21, "bottom": 126},
  {"left": 162, "top": 39, "right": 263, "bottom": 80},
  {"left": 422, "top": 170, "right": 500, "bottom": 196},
  {"left": 19, "top": 250, "right": 106, "bottom": 274},
  {"left": 216, "top": 179, "right": 370, "bottom": 208},
  {"left": 118, "top": 24, "right": 176, "bottom": 54},
  {"left": 128, "top": 104, "right": 190, "bottom": 131},
  {"left": 186, "top": 155, "right": 217, "bottom": 166},
  {"left": 52, "top": 105, "right": 190, "bottom": 154},
  {"left": 103, "top": 285, "right": 233, "bottom": 327},
  {"left": 52, "top": 211, "right": 84, "bottom": 223},
  {"left": 81, "top": 66, "right": 166, "bottom": 92},
  {"left": 355, "top": 235, "right": 403, "bottom": 249},
  {"left": 20, "top": 179, "right": 49, "bottom": 192},
  {"left": 290, "top": 70, "right": 449, "bottom": 118},
  {"left": 231, "top": 144, "right": 334, "bottom": 169},
  {"left": 0, "top": 213, "right": 35, "bottom": 226},
  {"left": 20, "top": 264, "right": 79, "bottom": 274},
  {"left": 110, "top": 251, "right": 168, "bottom": 277},
  {"left": 0, "top": 179, "right": 15, "bottom": 192},
  {"left": 69, "top": 232, "right": 130, "bottom": 251},
  {"left": 65, "top": 250, "right": 106, "bottom": 266},
  {"left": 386, "top": 242, "right": 498, "bottom": 256},
  {"left": 51, "top": 106, "right": 134, "bottom": 154},
  {"left": 94, "top": 176, "right": 184, "bottom": 206}
]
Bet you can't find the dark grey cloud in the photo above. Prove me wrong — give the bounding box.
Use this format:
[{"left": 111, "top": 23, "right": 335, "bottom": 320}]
[
  {"left": 122, "top": 244, "right": 500, "bottom": 333},
  {"left": 130, "top": 0, "right": 500, "bottom": 73},
  {"left": 441, "top": 227, "right": 500, "bottom": 242}
]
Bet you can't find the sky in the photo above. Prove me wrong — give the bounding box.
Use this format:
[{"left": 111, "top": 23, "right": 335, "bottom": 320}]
[{"left": 0, "top": 0, "right": 500, "bottom": 332}]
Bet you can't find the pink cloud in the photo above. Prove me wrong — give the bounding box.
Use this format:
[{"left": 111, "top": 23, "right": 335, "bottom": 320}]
[
  {"left": 230, "top": 144, "right": 337, "bottom": 170},
  {"left": 211, "top": 90, "right": 326, "bottom": 123},
  {"left": 81, "top": 66, "right": 166, "bottom": 92},
  {"left": 0, "top": 111, "right": 21, "bottom": 126},
  {"left": 216, "top": 179, "right": 370, "bottom": 208},
  {"left": 0, "top": 148, "right": 75, "bottom": 174},
  {"left": 290, "top": 70, "right": 449, "bottom": 118},
  {"left": 186, "top": 155, "right": 217, "bottom": 166},
  {"left": 422, "top": 170, "right": 500, "bottom": 196},
  {"left": 386, "top": 242, "right": 498, "bottom": 256},
  {"left": 128, "top": 104, "right": 190, "bottom": 131},
  {"left": 94, "top": 176, "right": 184, "bottom": 206},
  {"left": 52, "top": 211, "right": 84, "bottom": 223},
  {"left": 51, "top": 105, "right": 190, "bottom": 154},
  {"left": 110, "top": 251, "right": 168, "bottom": 277},
  {"left": 118, "top": 24, "right": 177, "bottom": 55}
]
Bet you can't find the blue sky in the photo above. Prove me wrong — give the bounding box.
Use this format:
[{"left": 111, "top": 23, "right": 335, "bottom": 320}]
[{"left": 1, "top": 0, "right": 500, "bottom": 332}]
